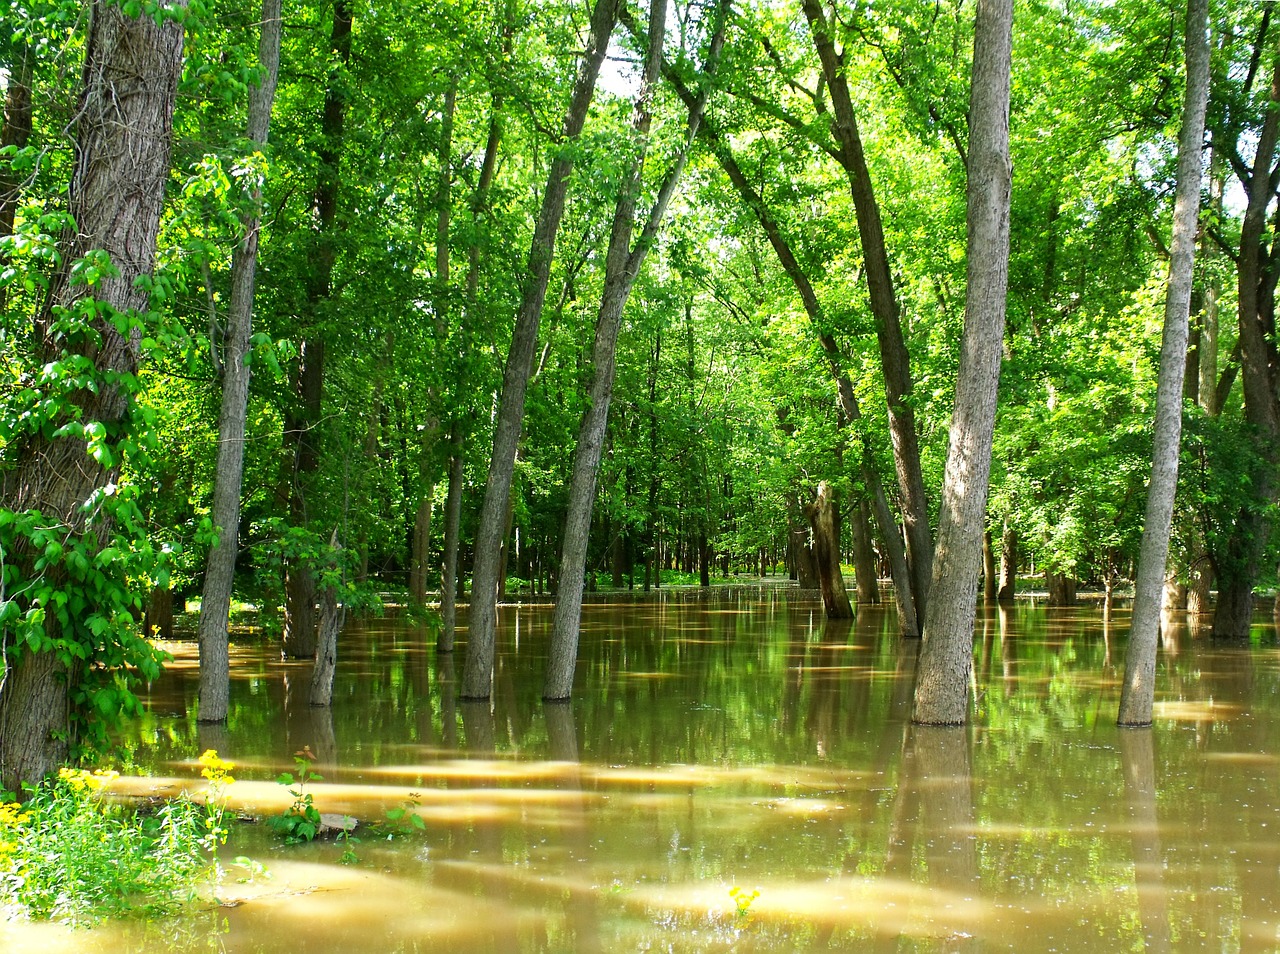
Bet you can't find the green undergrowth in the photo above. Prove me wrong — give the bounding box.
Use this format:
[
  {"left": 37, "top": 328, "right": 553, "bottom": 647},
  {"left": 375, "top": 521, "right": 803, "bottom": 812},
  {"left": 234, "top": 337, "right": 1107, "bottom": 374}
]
[{"left": 0, "top": 752, "right": 233, "bottom": 925}]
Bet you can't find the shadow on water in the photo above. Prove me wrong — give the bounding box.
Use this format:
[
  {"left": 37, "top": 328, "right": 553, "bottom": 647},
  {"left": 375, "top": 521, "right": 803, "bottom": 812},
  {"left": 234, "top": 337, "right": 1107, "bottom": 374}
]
[{"left": 13, "top": 586, "right": 1280, "bottom": 953}]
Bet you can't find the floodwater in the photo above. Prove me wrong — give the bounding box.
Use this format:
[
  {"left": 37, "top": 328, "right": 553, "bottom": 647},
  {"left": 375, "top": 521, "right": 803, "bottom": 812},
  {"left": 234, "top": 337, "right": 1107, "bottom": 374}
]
[{"left": 4, "top": 586, "right": 1280, "bottom": 953}]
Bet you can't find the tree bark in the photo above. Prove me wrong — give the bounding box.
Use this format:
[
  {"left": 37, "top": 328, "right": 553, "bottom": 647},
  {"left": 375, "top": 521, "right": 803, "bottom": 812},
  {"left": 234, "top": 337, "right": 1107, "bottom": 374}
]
[
  {"left": 462, "top": 0, "right": 620, "bottom": 699},
  {"left": 982, "top": 528, "right": 997, "bottom": 603},
  {"left": 1119, "top": 0, "right": 1208, "bottom": 726},
  {"left": 0, "top": 41, "right": 33, "bottom": 313},
  {"left": 912, "top": 0, "right": 1013, "bottom": 727},
  {"left": 283, "top": 0, "right": 352, "bottom": 658},
  {"left": 0, "top": 1, "right": 187, "bottom": 790},
  {"left": 309, "top": 535, "right": 345, "bottom": 707},
  {"left": 801, "top": 0, "right": 934, "bottom": 619},
  {"left": 852, "top": 498, "right": 880, "bottom": 604},
  {"left": 997, "top": 523, "right": 1017, "bottom": 601},
  {"left": 544, "top": 0, "right": 727, "bottom": 701},
  {"left": 806, "top": 482, "right": 855, "bottom": 619},
  {"left": 197, "top": 0, "right": 283, "bottom": 724}
]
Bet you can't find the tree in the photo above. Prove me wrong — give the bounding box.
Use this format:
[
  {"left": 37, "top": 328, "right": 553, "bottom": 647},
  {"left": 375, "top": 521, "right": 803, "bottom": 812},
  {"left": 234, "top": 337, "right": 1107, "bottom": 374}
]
[
  {"left": 911, "top": 0, "right": 1012, "bottom": 726},
  {"left": 197, "top": 0, "right": 284, "bottom": 724},
  {"left": 1118, "top": 0, "right": 1209, "bottom": 728},
  {"left": 0, "top": 0, "right": 188, "bottom": 789},
  {"left": 461, "top": 0, "right": 622, "bottom": 700}
]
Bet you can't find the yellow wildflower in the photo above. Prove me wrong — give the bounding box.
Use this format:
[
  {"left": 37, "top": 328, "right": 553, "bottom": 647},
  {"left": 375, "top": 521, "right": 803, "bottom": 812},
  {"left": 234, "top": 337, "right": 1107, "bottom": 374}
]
[{"left": 198, "top": 749, "right": 235, "bottom": 785}]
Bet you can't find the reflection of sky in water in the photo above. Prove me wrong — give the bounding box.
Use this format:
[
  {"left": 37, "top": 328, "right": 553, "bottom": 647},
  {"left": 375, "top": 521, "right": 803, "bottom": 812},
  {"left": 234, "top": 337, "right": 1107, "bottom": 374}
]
[{"left": 8, "top": 588, "right": 1280, "bottom": 952}]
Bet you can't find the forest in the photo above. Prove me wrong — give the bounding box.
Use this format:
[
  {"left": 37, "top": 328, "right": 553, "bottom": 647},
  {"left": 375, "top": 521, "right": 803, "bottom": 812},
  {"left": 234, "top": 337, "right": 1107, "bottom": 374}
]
[{"left": 0, "top": 0, "right": 1276, "bottom": 790}]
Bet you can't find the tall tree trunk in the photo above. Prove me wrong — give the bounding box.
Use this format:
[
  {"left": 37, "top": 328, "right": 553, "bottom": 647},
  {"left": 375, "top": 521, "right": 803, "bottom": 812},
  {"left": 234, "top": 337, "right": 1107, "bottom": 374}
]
[
  {"left": 806, "top": 482, "right": 855, "bottom": 619},
  {"left": 438, "top": 423, "right": 465, "bottom": 652},
  {"left": 0, "top": 41, "right": 33, "bottom": 314},
  {"left": 283, "top": 0, "right": 352, "bottom": 658},
  {"left": 462, "top": 0, "right": 619, "bottom": 699},
  {"left": 669, "top": 77, "right": 920, "bottom": 634},
  {"left": 197, "top": 0, "right": 283, "bottom": 724},
  {"left": 544, "top": 0, "right": 727, "bottom": 701},
  {"left": 997, "top": 523, "right": 1017, "bottom": 601},
  {"left": 1119, "top": 0, "right": 1209, "bottom": 726},
  {"left": 1214, "top": 55, "right": 1280, "bottom": 638},
  {"left": 912, "top": 0, "right": 1013, "bottom": 727},
  {"left": 852, "top": 498, "right": 880, "bottom": 604},
  {"left": 0, "top": 1, "right": 187, "bottom": 790},
  {"left": 801, "top": 0, "right": 934, "bottom": 618}
]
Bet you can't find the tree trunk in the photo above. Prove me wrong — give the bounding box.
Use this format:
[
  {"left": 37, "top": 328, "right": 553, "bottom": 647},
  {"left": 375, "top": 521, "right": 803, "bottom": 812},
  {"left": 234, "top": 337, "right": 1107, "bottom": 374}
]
[
  {"left": 0, "top": 41, "right": 33, "bottom": 313},
  {"left": 284, "top": 0, "right": 351, "bottom": 657},
  {"left": 197, "top": 0, "right": 283, "bottom": 724},
  {"left": 462, "top": 0, "right": 619, "bottom": 699},
  {"left": 998, "top": 523, "right": 1017, "bottom": 601},
  {"left": 1119, "top": 0, "right": 1209, "bottom": 727},
  {"left": 309, "top": 541, "right": 345, "bottom": 708},
  {"left": 801, "top": 0, "right": 934, "bottom": 619},
  {"left": 0, "top": 1, "right": 187, "bottom": 791},
  {"left": 1045, "top": 568, "right": 1077, "bottom": 606},
  {"left": 806, "top": 482, "right": 855, "bottom": 619},
  {"left": 982, "top": 528, "right": 997, "bottom": 603},
  {"left": 912, "top": 0, "right": 1013, "bottom": 727},
  {"left": 792, "top": 525, "right": 818, "bottom": 589},
  {"left": 852, "top": 499, "right": 880, "bottom": 604},
  {"left": 145, "top": 587, "right": 175, "bottom": 641},
  {"left": 544, "top": 0, "right": 726, "bottom": 702},
  {"left": 438, "top": 424, "right": 465, "bottom": 652}
]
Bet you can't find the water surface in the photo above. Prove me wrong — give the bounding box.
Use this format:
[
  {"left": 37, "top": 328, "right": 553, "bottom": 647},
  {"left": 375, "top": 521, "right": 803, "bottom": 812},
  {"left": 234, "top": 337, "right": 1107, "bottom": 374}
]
[{"left": 5, "top": 587, "right": 1280, "bottom": 953}]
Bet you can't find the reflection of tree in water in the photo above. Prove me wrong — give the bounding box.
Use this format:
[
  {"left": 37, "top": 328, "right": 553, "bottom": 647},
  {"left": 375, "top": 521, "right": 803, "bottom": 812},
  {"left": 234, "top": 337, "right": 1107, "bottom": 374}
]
[{"left": 1118, "top": 729, "right": 1170, "bottom": 954}]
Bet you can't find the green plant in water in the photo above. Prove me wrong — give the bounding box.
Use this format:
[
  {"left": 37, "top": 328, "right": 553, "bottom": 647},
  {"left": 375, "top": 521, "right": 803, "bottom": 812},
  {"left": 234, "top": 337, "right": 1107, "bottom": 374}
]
[
  {"left": 268, "top": 747, "right": 323, "bottom": 844},
  {"left": 378, "top": 793, "right": 426, "bottom": 839},
  {"left": 337, "top": 817, "right": 359, "bottom": 865},
  {"left": 0, "top": 760, "right": 232, "bottom": 924}
]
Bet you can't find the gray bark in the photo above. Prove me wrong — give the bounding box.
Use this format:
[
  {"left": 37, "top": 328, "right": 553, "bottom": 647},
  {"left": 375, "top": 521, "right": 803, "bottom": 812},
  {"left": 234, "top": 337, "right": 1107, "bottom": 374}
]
[
  {"left": 461, "top": 0, "right": 620, "bottom": 699},
  {"left": 544, "top": 0, "right": 727, "bottom": 701},
  {"left": 912, "top": 0, "right": 1013, "bottom": 726},
  {"left": 197, "top": 0, "right": 283, "bottom": 724},
  {"left": 1119, "top": 0, "right": 1208, "bottom": 726},
  {"left": 0, "top": 1, "right": 187, "bottom": 790}
]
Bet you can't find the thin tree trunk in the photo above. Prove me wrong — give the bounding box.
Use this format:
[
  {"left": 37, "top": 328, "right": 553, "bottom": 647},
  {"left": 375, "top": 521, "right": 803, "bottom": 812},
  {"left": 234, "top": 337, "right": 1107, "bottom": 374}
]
[
  {"left": 438, "top": 423, "right": 465, "bottom": 651},
  {"left": 912, "top": 0, "right": 1013, "bottom": 726},
  {"left": 801, "top": 0, "right": 934, "bottom": 618},
  {"left": 668, "top": 75, "right": 921, "bottom": 634},
  {"left": 982, "top": 528, "right": 997, "bottom": 603},
  {"left": 998, "top": 523, "right": 1017, "bottom": 601},
  {"left": 0, "top": 1, "right": 187, "bottom": 790},
  {"left": 283, "top": 0, "right": 352, "bottom": 658},
  {"left": 197, "top": 0, "right": 283, "bottom": 724},
  {"left": 852, "top": 499, "right": 880, "bottom": 604},
  {"left": 309, "top": 535, "right": 345, "bottom": 707},
  {"left": 807, "top": 482, "right": 855, "bottom": 619},
  {"left": 544, "top": 0, "right": 727, "bottom": 701},
  {"left": 461, "top": 0, "right": 619, "bottom": 699},
  {"left": 0, "top": 42, "right": 33, "bottom": 314},
  {"left": 1119, "top": 0, "right": 1209, "bottom": 726}
]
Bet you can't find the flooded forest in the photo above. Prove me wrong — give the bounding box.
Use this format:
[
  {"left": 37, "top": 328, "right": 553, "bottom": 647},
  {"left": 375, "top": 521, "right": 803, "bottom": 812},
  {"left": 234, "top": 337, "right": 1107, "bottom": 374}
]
[{"left": 2, "top": 0, "right": 1280, "bottom": 950}]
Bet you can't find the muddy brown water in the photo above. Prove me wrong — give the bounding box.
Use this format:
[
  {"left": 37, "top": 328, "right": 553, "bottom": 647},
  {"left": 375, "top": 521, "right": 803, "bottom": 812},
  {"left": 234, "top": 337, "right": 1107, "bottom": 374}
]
[{"left": 4, "top": 586, "right": 1280, "bottom": 952}]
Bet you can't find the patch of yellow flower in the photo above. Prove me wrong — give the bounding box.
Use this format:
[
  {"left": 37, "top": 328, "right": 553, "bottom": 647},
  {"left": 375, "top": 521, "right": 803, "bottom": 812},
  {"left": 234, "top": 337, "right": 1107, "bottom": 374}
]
[
  {"left": 56, "top": 767, "right": 118, "bottom": 793},
  {"left": 198, "top": 749, "right": 235, "bottom": 787}
]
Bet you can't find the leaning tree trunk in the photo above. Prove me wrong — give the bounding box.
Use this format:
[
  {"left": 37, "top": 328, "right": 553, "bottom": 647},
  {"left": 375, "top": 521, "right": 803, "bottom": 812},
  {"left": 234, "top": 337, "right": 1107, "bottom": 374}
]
[
  {"left": 912, "top": 0, "right": 1013, "bottom": 727},
  {"left": 1118, "top": 0, "right": 1209, "bottom": 727},
  {"left": 806, "top": 482, "right": 855, "bottom": 619},
  {"left": 1214, "top": 56, "right": 1280, "bottom": 638},
  {"left": 197, "top": 0, "right": 283, "bottom": 724},
  {"left": 462, "top": 0, "right": 620, "bottom": 700},
  {"left": 0, "top": 1, "right": 187, "bottom": 791},
  {"left": 801, "top": 0, "right": 934, "bottom": 618},
  {"left": 544, "top": 0, "right": 727, "bottom": 702}
]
